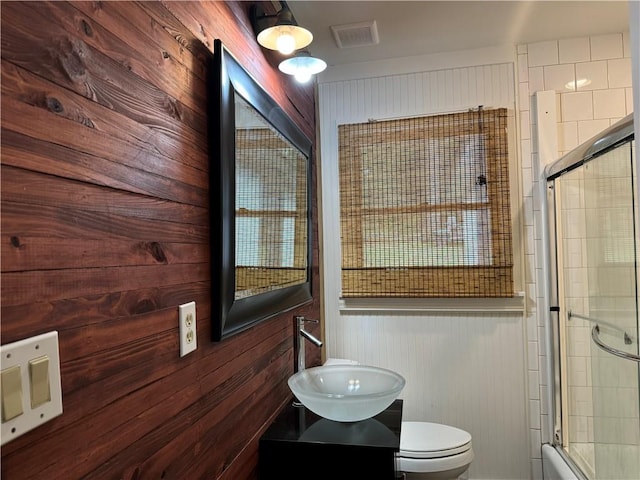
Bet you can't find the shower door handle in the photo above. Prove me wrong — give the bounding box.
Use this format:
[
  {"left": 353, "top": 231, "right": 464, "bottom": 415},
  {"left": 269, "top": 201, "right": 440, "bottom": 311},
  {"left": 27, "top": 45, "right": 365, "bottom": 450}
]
[{"left": 591, "top": 325, "right": 640, "bottom": 363}]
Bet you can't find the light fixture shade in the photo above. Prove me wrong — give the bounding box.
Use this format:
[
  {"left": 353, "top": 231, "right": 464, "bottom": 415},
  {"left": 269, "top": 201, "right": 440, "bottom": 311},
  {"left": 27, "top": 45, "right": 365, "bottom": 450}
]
[
  {"left": 257, "top": 25, "right": 313, "bottom": 54},
  {"left": 254, "top": 6, "right": 313, "bottom": 54},
  {"left": 279, "top": 54, "right": 327, "bottom": 83}
]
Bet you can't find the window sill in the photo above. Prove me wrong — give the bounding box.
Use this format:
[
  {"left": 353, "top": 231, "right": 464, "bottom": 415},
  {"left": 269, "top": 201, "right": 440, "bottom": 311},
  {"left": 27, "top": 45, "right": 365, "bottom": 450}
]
[{"left": 338, "top": 293, "right": 525, "bottom": 313}]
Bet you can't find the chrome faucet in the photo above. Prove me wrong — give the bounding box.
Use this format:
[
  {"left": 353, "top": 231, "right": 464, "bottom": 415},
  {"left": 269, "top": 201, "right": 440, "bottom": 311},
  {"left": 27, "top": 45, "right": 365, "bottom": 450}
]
[{"left": 294, "top": 315, "right": 323, "bottom": 373}]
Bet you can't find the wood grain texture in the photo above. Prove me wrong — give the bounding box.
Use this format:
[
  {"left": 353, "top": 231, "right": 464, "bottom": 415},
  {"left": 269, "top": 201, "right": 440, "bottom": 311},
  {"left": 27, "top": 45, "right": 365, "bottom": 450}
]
[{"left": 1, "top": 1, "right": 320, "bottom": 479}]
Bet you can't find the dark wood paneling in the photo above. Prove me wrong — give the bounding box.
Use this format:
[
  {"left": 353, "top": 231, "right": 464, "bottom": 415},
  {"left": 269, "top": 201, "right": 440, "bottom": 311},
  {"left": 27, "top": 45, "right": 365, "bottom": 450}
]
[{"left": 1, "top": 1, "right": 320, "bottom": 479}]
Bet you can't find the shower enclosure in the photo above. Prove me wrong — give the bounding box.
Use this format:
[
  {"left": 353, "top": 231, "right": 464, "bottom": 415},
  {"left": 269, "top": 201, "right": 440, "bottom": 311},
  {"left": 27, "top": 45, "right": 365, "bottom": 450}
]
[{"left": 545, "top": 114, "right": 639, "bottom": 480}]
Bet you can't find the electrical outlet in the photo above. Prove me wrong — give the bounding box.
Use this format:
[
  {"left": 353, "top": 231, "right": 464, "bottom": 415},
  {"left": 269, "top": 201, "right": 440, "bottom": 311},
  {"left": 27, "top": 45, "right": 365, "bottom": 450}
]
[{"left": 178, "top": 302, "right": 197, "bottom": 357}]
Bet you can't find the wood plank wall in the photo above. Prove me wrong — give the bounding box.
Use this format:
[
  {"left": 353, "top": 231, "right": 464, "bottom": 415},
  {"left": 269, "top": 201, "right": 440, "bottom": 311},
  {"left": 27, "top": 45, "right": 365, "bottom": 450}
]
[{"left": 0, "top": 1, "right": 320, "bottom": 478}]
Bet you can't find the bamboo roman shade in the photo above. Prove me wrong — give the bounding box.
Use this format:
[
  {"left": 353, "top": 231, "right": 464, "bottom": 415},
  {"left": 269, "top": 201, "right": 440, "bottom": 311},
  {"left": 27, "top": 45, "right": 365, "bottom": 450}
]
[
  {"left": 235, "top": 128, "right": 308, "bottom": 298},
  {"left": 338, "top": 108, "right": 513, "bottom": 297}
]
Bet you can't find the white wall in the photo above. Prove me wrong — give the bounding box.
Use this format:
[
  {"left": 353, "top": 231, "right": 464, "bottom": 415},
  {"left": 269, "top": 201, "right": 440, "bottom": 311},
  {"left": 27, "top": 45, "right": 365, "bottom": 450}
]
[
  {"left": 317, "top": 48, "right": 531, "bottom": 480},
  {"left": 316, "top": 29, "right": 634, "bottom": 480}
]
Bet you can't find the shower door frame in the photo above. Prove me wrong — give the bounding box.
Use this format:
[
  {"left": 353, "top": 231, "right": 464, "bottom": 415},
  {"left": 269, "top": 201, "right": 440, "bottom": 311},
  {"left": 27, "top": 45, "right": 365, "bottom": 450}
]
[{"left": 543, "top": 114, "right": 638, "bottom": 480}]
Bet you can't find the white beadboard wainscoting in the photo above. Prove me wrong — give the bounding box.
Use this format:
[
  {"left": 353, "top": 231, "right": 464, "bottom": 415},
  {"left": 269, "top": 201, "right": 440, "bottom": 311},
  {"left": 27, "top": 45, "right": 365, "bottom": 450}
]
[
  {"left": 317, "top": 48, "right": 531, "bottom": 479},
  {"left": 325, "top": 311, "right": 530, "bottom": 480},
  {"left": 318, "top": 56, "right": 520, "bottom": 317},
  {"left": 315, "top": 29, "right": 637, "bottom": 480}
]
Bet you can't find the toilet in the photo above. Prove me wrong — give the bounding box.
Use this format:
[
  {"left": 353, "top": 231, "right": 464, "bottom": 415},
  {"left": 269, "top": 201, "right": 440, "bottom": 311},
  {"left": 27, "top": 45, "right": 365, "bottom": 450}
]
[
  {"left": 323, "top": 359, "right": 473, "bottom": 480},
  {"left": 396, "top": 421, "right": 473, "bottom": 480}
]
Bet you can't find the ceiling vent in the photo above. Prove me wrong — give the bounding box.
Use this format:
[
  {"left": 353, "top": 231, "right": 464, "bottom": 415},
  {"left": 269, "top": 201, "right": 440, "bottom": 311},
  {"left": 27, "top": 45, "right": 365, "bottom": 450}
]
[{"left": 330, "top": 20, "right": 379, "bottom": 49}]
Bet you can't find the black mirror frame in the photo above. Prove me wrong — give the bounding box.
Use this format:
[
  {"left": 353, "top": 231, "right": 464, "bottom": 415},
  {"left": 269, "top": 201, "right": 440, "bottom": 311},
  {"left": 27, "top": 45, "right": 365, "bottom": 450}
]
[{"left": 210, "top": 39, "right": 313, "bottom": 342}]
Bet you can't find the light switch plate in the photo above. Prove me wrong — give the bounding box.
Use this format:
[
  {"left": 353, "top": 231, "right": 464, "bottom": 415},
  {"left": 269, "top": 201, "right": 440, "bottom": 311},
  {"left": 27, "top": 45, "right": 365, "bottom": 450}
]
[
  {"left": 178, "top": 302, "right": 197, "bottom": 357},
  {"left": 1, "top": 331, "right": 63, "bottom": 446}
]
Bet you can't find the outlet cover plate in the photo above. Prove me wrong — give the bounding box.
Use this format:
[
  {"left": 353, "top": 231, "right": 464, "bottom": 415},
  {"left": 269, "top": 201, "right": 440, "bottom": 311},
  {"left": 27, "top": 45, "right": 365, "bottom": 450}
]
[{"left": 179, "top": 302, "right": 197, "bottom": 357}]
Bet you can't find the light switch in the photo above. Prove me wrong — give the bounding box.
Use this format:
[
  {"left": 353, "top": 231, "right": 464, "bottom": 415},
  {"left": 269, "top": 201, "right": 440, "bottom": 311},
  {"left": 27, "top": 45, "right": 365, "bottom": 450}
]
[
  {"left": 29, "top": 356, "right": 51, "bottom": 408},
  {"left": 1, "top": 365, "right": 24, "bottom": 422},
  {"left": 1, "top": 331, "right": 63, "bottom": 446}
]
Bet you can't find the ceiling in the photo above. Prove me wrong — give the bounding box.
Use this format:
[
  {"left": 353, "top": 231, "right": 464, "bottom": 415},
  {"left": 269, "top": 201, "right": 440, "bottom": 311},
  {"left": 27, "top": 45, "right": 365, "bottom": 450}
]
[{"left": 286, "top": 1, "right": 630, "bottom": 68}]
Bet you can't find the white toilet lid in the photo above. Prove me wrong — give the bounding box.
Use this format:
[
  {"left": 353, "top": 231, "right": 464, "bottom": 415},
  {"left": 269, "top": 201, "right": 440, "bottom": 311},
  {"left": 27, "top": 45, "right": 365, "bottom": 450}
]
[{"left": 400, "top": 422, "right": 472, "bottom": 459}]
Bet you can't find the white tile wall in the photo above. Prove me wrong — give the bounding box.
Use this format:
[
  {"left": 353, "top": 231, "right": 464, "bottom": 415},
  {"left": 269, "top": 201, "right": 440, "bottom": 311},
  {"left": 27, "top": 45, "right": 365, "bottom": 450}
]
[
  {"left": 557, "top": 121, "right": 578, "bottom": 152},
  {"left": 593, "top": 89, "right": 627, "bottom": 118},
  {"left": 529, "top": 67, "right": 545, "bottom": 94},
  {"left": 577, "top": 119, "right": 611, "bottom": 144},
  {"left": 562, "top": 92, "right": 594, "bottom": 121},
  {"left": 575, "top": 61, "right": 608, "bottom": 90},
  {"left": 559, "top": 37, "right": 591, "bottom": 64},
  {"left": 544, "top": 64, "right": 575, "bottom": 92},
  {"left": 528, "top": 40, "right": 559, "bottom": 67},
  {"left": 590, "top": 33, "right": 624, "bottom": 61},
  {"left": 518, "top": 30, "right": 633, "bottom": 480},
  {"left": 609, "top": 57, "right": 633, "bottom": 87}
]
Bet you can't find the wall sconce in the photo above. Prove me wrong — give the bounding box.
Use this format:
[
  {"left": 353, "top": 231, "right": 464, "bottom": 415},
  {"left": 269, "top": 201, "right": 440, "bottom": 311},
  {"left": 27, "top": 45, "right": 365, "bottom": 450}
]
[
  {"left": 251, "top": 4, "right": 313, "bottom": 55},
  {"left": 251, "top": 2, "right": 327, "bottom": 82},
  {"left": 279, "top": 51, "right": 327, "bottom": 83}
]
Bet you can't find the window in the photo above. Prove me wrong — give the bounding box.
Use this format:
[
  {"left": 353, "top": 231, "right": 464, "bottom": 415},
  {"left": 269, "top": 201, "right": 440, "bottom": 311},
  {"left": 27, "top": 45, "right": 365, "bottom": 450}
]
[{"left": 338, "top": 108, "right": 513, "bottom": 297}]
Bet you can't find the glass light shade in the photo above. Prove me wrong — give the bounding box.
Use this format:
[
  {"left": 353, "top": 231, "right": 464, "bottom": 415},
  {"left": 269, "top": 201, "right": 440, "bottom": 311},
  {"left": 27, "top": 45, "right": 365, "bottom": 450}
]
[
  {"left": 279, "top": 55, "right": 327, "bottom": 83},
  {"left": 257, "top": 24, "right": 313, "bottom": 54}
]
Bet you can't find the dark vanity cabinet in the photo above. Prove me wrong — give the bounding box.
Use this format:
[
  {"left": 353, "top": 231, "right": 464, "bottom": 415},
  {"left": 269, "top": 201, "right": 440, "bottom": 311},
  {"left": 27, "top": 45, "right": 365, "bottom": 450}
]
[{"left": 259, "top": 400, "right": 403, "bottom": 479}]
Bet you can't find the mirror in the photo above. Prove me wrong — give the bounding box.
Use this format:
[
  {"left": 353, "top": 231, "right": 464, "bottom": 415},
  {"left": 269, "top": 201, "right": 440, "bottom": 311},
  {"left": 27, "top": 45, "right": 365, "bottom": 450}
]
[{"left": 211, "top": 39, "right": 313, "bottom": 341}]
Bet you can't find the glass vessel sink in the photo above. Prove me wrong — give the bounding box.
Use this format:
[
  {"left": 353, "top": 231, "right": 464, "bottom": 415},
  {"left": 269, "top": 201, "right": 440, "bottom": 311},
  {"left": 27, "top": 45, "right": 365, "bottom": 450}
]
[{"left": 288, "top": 365, "right": 406, "bottom": 422}]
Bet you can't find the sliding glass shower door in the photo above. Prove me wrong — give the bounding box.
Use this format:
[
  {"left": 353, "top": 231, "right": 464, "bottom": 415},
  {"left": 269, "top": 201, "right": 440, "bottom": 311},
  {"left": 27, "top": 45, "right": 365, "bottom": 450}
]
[{"left": 549, "top": 133, "right": 639, "bottom": 479}]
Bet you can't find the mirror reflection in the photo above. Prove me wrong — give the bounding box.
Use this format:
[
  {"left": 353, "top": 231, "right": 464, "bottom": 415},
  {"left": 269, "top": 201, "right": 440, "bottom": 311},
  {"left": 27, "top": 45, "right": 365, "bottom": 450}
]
[{"left": 234, "top": 95, "right": 309, "bottom": 300}]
